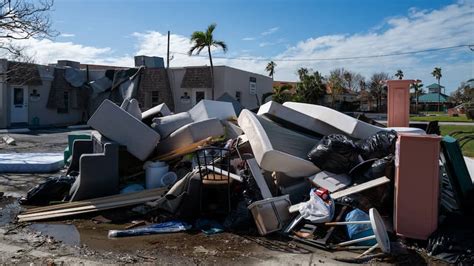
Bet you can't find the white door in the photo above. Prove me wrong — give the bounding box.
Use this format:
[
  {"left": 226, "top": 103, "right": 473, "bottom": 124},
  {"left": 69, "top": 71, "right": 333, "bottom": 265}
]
[
  {"left": 192, "top": 88, "right": 207, "bottom": 106},
  {"left": 10, "top": 87, "right": 28, "bottom": 124}
]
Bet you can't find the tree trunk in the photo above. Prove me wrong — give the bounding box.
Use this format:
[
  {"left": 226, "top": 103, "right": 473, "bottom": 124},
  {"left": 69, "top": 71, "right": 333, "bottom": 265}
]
[
  {"left": 437, "top": 79, "right": 441, "bottom": 112},
  {"left": 415, "top": 90, "right": 419, "bottom": 113},
  {"left": 208, "top": 46, "right": 214, "bottom": 100}
]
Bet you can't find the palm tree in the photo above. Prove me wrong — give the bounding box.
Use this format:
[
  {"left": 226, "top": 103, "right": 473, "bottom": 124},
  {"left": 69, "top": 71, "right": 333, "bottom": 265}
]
[
  {"left": 395, "top": 69, "right": 404, "bottom": 80},
  {"left": 265, "top": 61, "right": 276, "bottom": 79},
  {"left": 188, "top": 23, "right": 227, "bottom": 100},
  {"left": 431, "top": 67, "right": 442, "bottom": 112},
  {"left": 410, "top": 80, "right": 423, "bottom": 113}
]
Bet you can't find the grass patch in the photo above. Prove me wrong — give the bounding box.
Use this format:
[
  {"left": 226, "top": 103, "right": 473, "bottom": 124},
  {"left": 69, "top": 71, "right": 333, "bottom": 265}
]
[
  {"left": 440, "top": 125, "right": 474, "bottom": 157},
  {"left": 411, "top": 114, "right": 471, "bottom": 122}
]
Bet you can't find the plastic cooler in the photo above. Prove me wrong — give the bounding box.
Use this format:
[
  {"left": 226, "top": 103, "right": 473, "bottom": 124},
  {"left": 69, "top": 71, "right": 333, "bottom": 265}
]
[{"left": 394, "top": 133, "right": 441, "bottom": 240}]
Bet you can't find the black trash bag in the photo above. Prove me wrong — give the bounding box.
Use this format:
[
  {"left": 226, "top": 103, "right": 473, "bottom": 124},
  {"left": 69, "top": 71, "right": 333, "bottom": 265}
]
[
  {"left": 308, "top": 134, "right": 360, "bottom": 174},
  {"left": 20, "top": 176, "right": 76, "bottom": 206},
  {"left": 427, "top": 214, "right": 474, "bottom": 264},
  {"left": 352, "top": 155, "right": 395, "bottom": 184},
  {"left": 356, "top": 130, "right": 398, "bottom": 160}
]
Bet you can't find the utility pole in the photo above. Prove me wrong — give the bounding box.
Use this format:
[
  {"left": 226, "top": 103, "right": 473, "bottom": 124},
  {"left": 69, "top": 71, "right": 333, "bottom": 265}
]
[{"left": 167, "top": 31, "right": 170, "bottom": 69}]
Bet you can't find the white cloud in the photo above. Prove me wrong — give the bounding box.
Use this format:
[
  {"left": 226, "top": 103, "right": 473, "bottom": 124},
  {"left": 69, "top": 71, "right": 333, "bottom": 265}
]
[
  {"left": 10, "top": 38, "right": 134, "bottom": 67},
  {"left": 60, "top": 33, "right": 75, "bottom": 38},
  {"left": 261, "top": 27, "right": 279, "bottom": 36},
  {"left": 4, "top": 2, "right": 472, "bottom": 92},
  {"left": 242, "top": 37, "right": 255, "bottom": 41}
]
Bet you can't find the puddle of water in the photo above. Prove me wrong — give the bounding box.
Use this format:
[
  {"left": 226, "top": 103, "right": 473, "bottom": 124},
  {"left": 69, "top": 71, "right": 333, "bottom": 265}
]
[
  {"left": 0, "top": 197, "right": 21, "bottom": 226},
  {"left": 29, "top": 223, "right": 81, "bottom": 246}
]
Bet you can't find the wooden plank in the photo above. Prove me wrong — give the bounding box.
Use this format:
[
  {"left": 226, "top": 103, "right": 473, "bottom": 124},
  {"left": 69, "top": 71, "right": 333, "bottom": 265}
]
[
  {"left": 18, "top": 194, "right": 164, "bottom": 222},
  {"left": 23, "top": 188, "right": 165, "bottom": 214},
  {"left": 204, "top": 165, "right": 242, "bottom": 182},
  {"left": 247, "top": 158, "right": 272, "bottom": 199},
  {"left": 23, "top": 188, "right": 167, "bottom": 214},
  {"left": 155, "top": 137, "right": 212, "bottom": 161},
  {"left": 19, "top": 195, "right": 161, "bottom": 220},
  {"left": 20, "top": 189, "right": 167, "bottom": 218},
  {"left": 330, "top": 176, "right": 390, "bottom": 199}
]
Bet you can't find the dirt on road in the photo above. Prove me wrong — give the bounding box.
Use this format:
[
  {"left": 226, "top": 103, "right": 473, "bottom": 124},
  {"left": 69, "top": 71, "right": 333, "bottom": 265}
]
[{"left": 0, "top": 128, "right": 430, "bottom": 265}]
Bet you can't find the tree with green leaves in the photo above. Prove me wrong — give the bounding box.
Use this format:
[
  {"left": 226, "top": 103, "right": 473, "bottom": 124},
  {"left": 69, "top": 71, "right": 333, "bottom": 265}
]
[
  {"left": 188, "top": 23, "right": 227, "bottom": 100},
  {"left": 410, "top": 80, "right": 424, "bottom": 113},
  {"left": 328, "top": 69, "right": 345, "bottom": 108},
  {"left": 297, "top": 67, "right": 309, "bottom": 80},
  {"left": 265, "top": 61, "right": 276, "bottom": 79},
  {"left": 431, "top": 67, "right": 442, "bottom": 112},
  {"left": 272, "top": 84, "right": 293, "bottom": 103},
  {"left": 395, "top": 69, "right": 404, "bottom": 80},
  {"left": 295, "top": 69, "right": 326, "bottom": 104}
]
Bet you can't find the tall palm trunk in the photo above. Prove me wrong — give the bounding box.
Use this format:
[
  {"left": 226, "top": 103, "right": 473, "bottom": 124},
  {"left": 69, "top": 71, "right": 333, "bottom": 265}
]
[
  {"left": 415, "top": 90, "right": 419, "bottom": 113},
  {"left": 437, "top": 78, "right": 441, "bottom": 112},
  {"left": 208, "top": 46, "right": 214, "bottom": 100}
]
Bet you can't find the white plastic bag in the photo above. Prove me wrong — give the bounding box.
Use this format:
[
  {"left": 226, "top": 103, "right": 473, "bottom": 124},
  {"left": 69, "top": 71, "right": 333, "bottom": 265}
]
[{"left": 298, "top": 188, "right": 335, "bottom": 223}]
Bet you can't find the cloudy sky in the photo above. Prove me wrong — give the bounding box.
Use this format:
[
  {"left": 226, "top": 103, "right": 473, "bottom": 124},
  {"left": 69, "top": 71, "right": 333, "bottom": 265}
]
[{"left": 11, "top": 0, "right": 474, "bottom": 92}]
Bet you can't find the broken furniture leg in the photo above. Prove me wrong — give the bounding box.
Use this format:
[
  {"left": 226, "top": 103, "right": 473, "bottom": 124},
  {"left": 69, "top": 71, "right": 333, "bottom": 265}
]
[{"left": 325, "top": 208, "right": 390, "bottom": 258}]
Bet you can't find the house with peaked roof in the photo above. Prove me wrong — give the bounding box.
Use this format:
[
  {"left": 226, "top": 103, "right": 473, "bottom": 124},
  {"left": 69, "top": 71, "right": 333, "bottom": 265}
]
[
  {"left": 0, "top": 56, "right": 272, "bottom": 129},
  {"left": 426, "top": 83, "right": 445, "bottom": 94},
  {"left": 417, "top": 92, "right": 450, "bottom": 111}
]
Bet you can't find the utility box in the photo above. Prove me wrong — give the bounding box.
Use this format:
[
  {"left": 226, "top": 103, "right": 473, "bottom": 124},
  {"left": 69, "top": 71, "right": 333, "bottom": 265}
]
[
  {"left": 394, "top": 133, "right": 442, "bottom": 240},
  {"left": 386, "top": 80, "right": 414, "bottom": 128},
  {"left": 134, "top": 56, "right": 165, "bottom": 68}
]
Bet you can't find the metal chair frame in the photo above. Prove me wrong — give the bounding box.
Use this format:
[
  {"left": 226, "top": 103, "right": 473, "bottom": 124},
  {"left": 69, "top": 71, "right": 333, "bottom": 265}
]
[{"left": 195, "top": 147, "right": 232, "bottom": 214}]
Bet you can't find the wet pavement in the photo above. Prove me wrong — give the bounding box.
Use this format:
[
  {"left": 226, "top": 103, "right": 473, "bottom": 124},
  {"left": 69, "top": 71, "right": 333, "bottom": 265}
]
[{"left": 0, "top": 128, "right": 435, "bottom": 264}]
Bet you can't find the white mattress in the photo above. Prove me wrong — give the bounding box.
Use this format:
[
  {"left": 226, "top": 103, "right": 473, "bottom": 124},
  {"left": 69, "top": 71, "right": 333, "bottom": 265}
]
[
  {"left": 0, "top": 153, "right": 64, "bottom": 173},
  {"left": 238, "top": 109, "right": 320, "bottom": 178},
  {"left": 283, "top": 102, "right": 425, "bottom": 139},
  {"left": 258, "top": 101, "right": 345, "bottom": 136},
  {"left": 156, "top": 118, "right": 225, "bottom": 155},
  {"left": 188, "top": 100, "right": 236, "bottom": 122},
  {"left": 88, "top": 99, "right": 161, "bottom": 161}
]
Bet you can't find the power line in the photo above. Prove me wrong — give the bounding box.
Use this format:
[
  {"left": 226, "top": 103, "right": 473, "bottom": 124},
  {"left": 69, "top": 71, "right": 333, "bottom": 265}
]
[{"left": 172, "top": 44, "right": 473, "bottom": 62}]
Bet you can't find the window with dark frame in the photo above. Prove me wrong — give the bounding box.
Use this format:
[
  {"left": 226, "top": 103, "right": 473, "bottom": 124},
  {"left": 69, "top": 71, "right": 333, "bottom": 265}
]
[
  {"left": 151, "top": 91, "right": 160, "bottom": 106},
  {"left": 235, "top": 91, "right": 241, "bottom": 103},
  {"left": 57, "top": 91, "right": 69, "bottom": 113}
]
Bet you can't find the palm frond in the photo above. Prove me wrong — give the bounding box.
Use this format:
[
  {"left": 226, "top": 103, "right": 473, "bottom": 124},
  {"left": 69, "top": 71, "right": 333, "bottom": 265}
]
[
  {"left": 212, "top": 40, "right": 227, "bottom": 53},
  {"left": 207, "top": 23, "right": 216, "bottom": 36}
]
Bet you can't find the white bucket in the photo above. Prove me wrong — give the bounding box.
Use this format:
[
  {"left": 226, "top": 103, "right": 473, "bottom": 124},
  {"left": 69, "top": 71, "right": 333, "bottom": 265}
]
[
  {"left": 145, "top": 161, "right": 169, "bottom": 189},
  {"left": 160, "top": 171, "right": 178, "bottom": 187}
]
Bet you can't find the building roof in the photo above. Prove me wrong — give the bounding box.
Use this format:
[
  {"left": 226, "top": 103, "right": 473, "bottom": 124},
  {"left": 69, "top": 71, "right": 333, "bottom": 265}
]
[
  {"left": 180, "top": 67, "right": 212, "bottom": 88},
  {"left": 7, "top": 62, "right": 42, "bottom": 86},
  {"left": 426, "top": 83, "right": 445, "bottom": 89},
  {"left": 418, "top": 92, "right": 449, "bottom": 103}
]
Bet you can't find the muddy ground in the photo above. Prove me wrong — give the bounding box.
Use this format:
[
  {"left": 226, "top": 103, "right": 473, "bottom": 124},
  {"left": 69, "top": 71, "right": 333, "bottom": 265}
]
[{"left": 0, "top": 128, "right": 433, "bottom": 265}]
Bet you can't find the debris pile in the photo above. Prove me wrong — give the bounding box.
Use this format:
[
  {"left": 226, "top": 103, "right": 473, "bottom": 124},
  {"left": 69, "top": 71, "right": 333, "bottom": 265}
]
[{"left": 15, "top": 99, "right": 474, "bottom": 263}]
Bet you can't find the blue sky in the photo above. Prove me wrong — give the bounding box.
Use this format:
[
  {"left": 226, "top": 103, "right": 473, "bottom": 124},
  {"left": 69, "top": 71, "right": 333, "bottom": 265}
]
[{"left": 13, "top": 0, "right": 474, "bottom": 92}]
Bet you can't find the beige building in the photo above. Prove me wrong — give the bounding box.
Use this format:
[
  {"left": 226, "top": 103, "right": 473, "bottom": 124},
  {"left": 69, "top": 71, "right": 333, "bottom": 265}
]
[
  {"left": 168, "top": 65, "right": 272, "bottom": 113},
  {"left": 0, "top": 57, "right": 272, "bottom": 129}
]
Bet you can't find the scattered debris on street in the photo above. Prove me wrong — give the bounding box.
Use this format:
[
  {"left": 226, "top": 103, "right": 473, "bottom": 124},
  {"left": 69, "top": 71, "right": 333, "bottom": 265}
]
[{"left": 1, "top": 82, "right": 473, "bottom": 264}]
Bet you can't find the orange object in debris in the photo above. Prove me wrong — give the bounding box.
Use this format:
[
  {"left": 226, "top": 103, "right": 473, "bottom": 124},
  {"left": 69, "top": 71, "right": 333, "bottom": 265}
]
[
  {"left": 394, "top": 133, "right": 442, "bottom": 240},
  {"left": 386, "top": 80, "right": 415, "bottom": 128}
]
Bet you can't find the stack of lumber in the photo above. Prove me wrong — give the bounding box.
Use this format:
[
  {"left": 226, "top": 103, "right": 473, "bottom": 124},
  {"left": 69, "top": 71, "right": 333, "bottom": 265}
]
[
  {"left": 155, "top": 137, "right": 213, "bottom": 161},
  {"left": 18, "top": 188, "right": 168, "bottom": 222}
]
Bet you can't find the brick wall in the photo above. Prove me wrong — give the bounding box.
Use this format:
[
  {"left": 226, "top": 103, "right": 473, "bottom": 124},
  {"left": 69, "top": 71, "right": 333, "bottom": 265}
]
[
  {"left": 137, "top": 68, "right": 175, "bottom": 111},
  {"left": 180, "top": 67, "right": 212, "bottom": 88}
]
